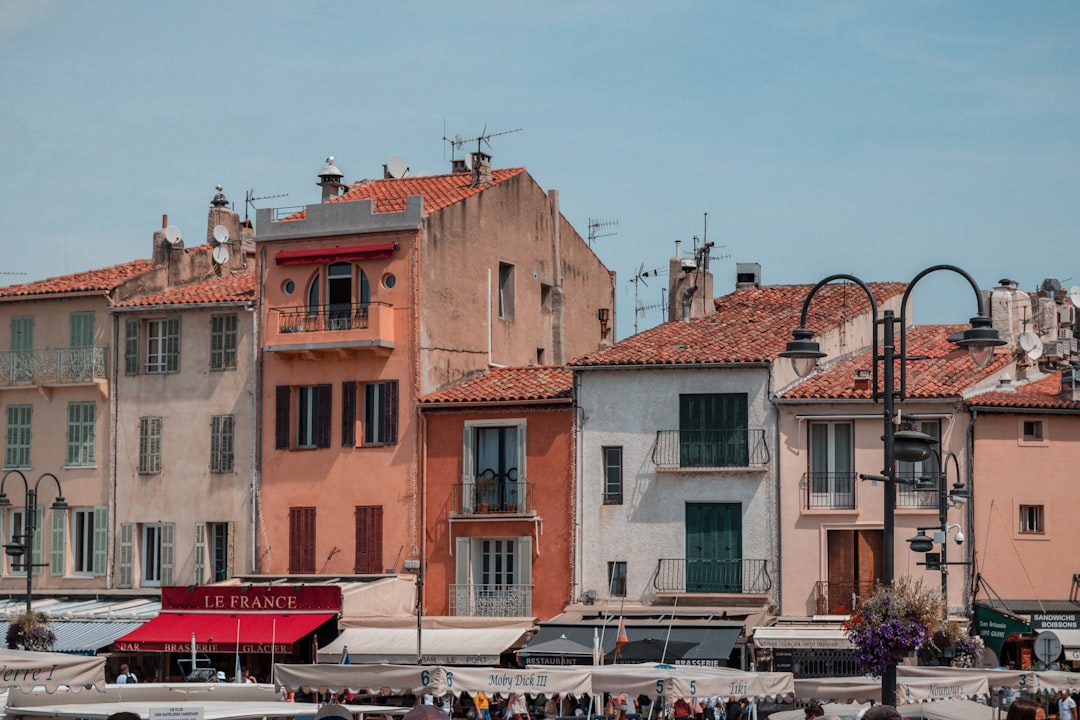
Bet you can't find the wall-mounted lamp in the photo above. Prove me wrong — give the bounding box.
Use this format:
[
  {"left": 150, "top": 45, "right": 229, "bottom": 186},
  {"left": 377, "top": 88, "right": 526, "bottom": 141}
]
[{"left": 598, "top": 308, "right": 610, "bottom": 339}]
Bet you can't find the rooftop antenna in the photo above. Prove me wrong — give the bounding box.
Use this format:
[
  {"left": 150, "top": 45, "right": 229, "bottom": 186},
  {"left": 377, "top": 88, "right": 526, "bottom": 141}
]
[
  {"left": 0, "top": 272, "right": 27, "bottom": 277},
  {"left": 244, "top": 189, "right": 290, "bottom": 223},
  {"left": 587, "top": 218, "right": 619, "bottom": 247},
  {"left": 628, "top": 263, "right": 667, "bottom": 334},
  {"left": 443, "top": 125, "right": 522, "bottom": 161}
]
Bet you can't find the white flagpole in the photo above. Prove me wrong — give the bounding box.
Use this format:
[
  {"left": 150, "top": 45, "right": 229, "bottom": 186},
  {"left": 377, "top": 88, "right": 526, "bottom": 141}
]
[
  {"left": 191, "top": 632, "right": 196, "bottom": 678},
  {"left": 234, "top": 616, "right": 242, "bottom": 682},
  {"left": 270, "top": 618, "right": 277, "bottom": 685}
]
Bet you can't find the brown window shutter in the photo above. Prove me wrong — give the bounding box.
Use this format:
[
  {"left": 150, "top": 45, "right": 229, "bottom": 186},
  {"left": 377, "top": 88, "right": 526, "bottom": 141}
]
[
  {"left": 354, "top": 505, "right": 383, "bottom": 574},
  {"left": 289, "top": 507, "right": 316, "bottom": 574},
  {"left": 316, "top": 384, "right": 332, "bottom": 448},
  {"left": 275, "top": 386, "right": 291, "bottom": 450},
  {"left": 384, "top": 380, "right": 399, "bottom": 444},
  {"left": 341, "top": 381, "right": 356, "bottom": 447}
]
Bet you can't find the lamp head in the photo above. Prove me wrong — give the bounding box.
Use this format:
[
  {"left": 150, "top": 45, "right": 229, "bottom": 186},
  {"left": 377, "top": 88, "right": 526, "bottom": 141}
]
[
  {"left": 780, "top": 328, "right": 826, "bottom": 377},
  {"left": 50, "top": 495, "right": 68, "bottom": 511},
  {"left": 954, "top": 316, "right": 1007, "bottom": 369},
  {"left": 949, "top": 481, "right": 971, "bottom": 503},
  {"left": 907, "top": 530, "right": 935, "bottom": 554},
  {"left": 892, "top": 427, "right": 937, "bottom": 463},
  {"left": 0, "top": 493, "right": 10, "bottom": 508}
]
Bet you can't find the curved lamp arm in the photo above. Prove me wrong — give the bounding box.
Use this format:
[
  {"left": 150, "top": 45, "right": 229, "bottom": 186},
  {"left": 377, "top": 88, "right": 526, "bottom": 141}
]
[{"left": 781, "top": 274, "right": 879, "bottom": 379}]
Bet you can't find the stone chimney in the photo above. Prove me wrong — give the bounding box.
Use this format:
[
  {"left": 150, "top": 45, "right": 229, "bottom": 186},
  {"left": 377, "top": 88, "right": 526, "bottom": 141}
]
[
  {"left": 317, "top": 156, "right": 345, "bottom": 202},
  {"left": 207, "top": 186, "right": 243, "bottom": 270},
  {"left": 470, "top": 151, "right": 493, "bottom": 187},
  {"left": 1062, "top": 364, "right": 1080, "bottom": 402},
  {"left": 152, "top": 214, "right": 182, "bottom": 265}
]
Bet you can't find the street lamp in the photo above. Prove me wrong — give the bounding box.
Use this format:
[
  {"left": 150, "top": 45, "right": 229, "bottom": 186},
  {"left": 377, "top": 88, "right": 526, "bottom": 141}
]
[
  {"left": 907, "top": 451, "right": 972, "bottom": 600},
  {"left": 0, "top": 470, "right": 68, "bottom": 614},
  {"left": 779, "top": 265, "right": 1004, "bottom": 707}
]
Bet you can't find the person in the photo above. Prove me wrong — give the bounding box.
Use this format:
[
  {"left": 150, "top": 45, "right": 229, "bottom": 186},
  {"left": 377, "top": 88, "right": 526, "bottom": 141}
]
[
  {"left": 860, "top": 707, "right": 901, "bottom": 720},
  {"left": 724, "top": 697, "right": 741, "bottom": 720},
  {"left": 703, "top": 696, "right": 716, "bottom": 720},
  {"left": 505, "top": 692, "right": 529, "bottom": 720},
  {"left": 803, "top": 702, "right": 824, "bottom": 719},
  {"left": 116, "top": 664, "right": 137, "bottom": 684},
  {"left": 475, "top": 691, "right": 492, "bottom": 720},
  {"left": 106, "top": 714, "right": 141, "bottom": 720},
  {"left": 543, "top": 696, "right": 558, "bottom": 720},
  {"left": 673, "top": 698, "right": 692, "bottom": 720},
  {"left": 216, "top": 670, "right": 227, "bottom": 683},
  {"left": 1061, "top": 691, "right": 1078, "bottom": 720},
  {"left": 242, "top": 667, "right": 256, "bottom": 683},
  {"left": 1006, "top": 698, "right": 1046, "bottom": 720}
]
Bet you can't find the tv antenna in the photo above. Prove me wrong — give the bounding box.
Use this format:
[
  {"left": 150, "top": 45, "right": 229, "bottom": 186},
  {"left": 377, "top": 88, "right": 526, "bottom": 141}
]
[
  {"left": 587, "top": 218, "right": 619, "bottom": 246},
  {"left": 443, "top": 125, "right": 522, "bottom": 162},
  {"left": 244, "top": 189, "right": 290, "bottom": 223},
  {"left": 0, "top": 271, "right": 27, "bottom": 277},
  {"left": 628, "top": 263, "right": 667, "bottom": 334}
]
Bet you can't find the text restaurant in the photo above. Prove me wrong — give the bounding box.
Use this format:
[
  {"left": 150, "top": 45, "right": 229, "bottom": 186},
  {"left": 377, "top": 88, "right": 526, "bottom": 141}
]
[{"left": 112, "top": 585, "right": 340, "bottom": 682}]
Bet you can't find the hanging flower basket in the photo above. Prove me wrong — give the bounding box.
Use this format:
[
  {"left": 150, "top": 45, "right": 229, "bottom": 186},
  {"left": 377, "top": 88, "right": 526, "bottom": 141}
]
[
  {"left": 843, "top": 577, "right": 945, "bottom": 676},
  {"left": 6, "top": 611, "right": 56, "bottom": 652}
]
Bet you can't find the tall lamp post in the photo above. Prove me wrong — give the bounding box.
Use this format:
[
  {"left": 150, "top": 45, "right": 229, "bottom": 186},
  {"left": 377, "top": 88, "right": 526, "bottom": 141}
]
[
  {"left": 907, "top": 451, "right": 972, "bottom": 601},
  {"left": 0, "top": 470, "right": 68, "bottom": 615},
  {"left": 780, "top": 265, "right": 1004, "bottom": 707}
]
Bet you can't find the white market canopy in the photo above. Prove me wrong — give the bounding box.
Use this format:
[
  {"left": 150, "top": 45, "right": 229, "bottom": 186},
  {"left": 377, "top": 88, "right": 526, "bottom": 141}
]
[
  {"left": 0, "top": 648, "right": 105, "bottom": 692},
  {"left": 319, "top": 625, "right": 531, "bottom": 665}
]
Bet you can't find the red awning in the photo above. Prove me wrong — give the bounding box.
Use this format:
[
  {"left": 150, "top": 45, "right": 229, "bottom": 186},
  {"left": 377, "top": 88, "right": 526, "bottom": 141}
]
[
  {"left": 113, "top": 612, "right": 336, "bottom": 653},
  {"left": 274, "top": 243, "right": 398, "bottom": 265}
]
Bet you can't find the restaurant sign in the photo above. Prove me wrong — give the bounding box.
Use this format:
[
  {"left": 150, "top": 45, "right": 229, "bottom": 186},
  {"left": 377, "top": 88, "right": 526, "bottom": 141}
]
[{"left": 160, "top": 585, "right": 341, "bottom": 612}]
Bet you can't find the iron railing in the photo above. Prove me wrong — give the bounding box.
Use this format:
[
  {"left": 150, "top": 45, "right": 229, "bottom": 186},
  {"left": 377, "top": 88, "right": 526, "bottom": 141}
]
[
  {"left": 275, "top": 302, "right": 391, "bottom": 333},
  {"left": 452, "top": 478, "right": 533, "bottom": 515},
  {"left": 0, "top": 347, "right": 106, "bottom": 385},
  {"left": 654, "top": 558, "right": 771, "bottom": 594},
  {"left": 894, "top": 469, "right": 939, "bottom": 509},
  {"left": 814, "top": 579, "right": 877, "bottom": 615},
  {"left": 805, "top": 472, "right": 857, "bottom": 509},
  {"left": 653, "top": 428, "right": 769, "bottom": 470},
  {"left": 449, "top": 584, "right": 532, "bottom": 617}
]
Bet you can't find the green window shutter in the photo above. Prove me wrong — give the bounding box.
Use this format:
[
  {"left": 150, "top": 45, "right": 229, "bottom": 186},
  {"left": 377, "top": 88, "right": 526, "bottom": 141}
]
[
  {"left": 161, "top": 522, "right": 175, "bottom": 585},
  {"left": 194, "top": 522, "right": 206, "bottom": 585},
  {"left": 92, "top": 506, "right": 108, "bottom": 576},
  {"left": 124, "top": 318, "right": 139, "bottom": 375},
  {"left": 118, "top": 523, "right": 134, "bottom": 588},
  {"left": 6, "top": 404, "right": 31, "bottom": 469},
  {"left": 223, "top": 314, "right": 237, "bottom": 369},
  {"left": 70, "top": 312, "right": 94, "bottom": 348},
  {"left": 31, "top": 506, "right": 43, "bottom": 576},
  {"left": 50, "top": 507, "right": 66, "bottom": 576},
  {"left": 221, "top": 415, "right": 234, "bottom": 472},
  {"left": 164, "top": 317, "right": 181, "bottom": 373},
  {"left": 226, "top": 521, "right": 235, "bottom": 579},
  {"left": 209, "top": 315, "right": 224, "bottom": 370},
  {"left": 210, "top": 416, "right": 233, "bottom": 473}
]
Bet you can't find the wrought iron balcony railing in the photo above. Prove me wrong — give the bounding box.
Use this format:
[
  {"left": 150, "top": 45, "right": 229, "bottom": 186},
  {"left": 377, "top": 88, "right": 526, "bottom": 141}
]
[
  {"left": 653, "top": 558, "right": 771, "bottom": 594},
  {"left": 275, "top": 302, "right": 389, "bottom": 333},
  {"left": 452, "top": 478, "right": 533, "bottom": 515},
  {"left": 814, "top": 579, "right": 877, "bottom": 615},
  {"left": 894, "top": 469, "right": 939, "bottom": 509},
  {"left": 0, "top": 347, "right": 106, "bottom": 386},
  {"left": 449, "top": 583, "right": 532, "bottom": 617},
  {"left": 653, "top": 428, "right": 769, "bottom": 470},
  {"left": 805, "top": 472, "right": 857, "bottom": 509}
]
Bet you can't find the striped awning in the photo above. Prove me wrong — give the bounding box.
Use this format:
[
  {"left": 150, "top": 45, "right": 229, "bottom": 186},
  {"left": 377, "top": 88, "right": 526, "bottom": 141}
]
[{"left": 0, "top": 620, "right": 146, "bottom": 655}]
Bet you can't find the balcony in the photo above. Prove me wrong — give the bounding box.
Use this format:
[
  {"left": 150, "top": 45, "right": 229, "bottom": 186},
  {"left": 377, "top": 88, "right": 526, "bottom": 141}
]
[
  {"left": 653, "top": 429, "right": 769, "bottom": 471},
  {"left": 267, "top": 302, "right": 394, "bottom": 356},
  {"left": 451, "top": 478, "right": 534, "bottom": 516},
  {"left": 804, "top": 472, "right": 857, "bottom": 510},
  {"left": 0, "top": 347, "right": 106, "bottom": 387},
  {"left": 653, "top": 558, "right": 771, "bottom": 594},
  {"left": 814, "top": 579, "right": 877, "bottom": 615},
  {"left": 449, "top": 584, "right": 532, "bottom": 617},
  {"left": 894, "top": 469, "right": 938, "bottom": 509}
]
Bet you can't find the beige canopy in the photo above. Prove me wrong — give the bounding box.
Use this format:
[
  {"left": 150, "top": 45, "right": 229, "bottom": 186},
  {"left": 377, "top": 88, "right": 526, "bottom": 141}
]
[
  {"left": 896, "top": 674, "right": 990, "bottom": 703},
  {"left": 274, "top": 663, "right": 445, "bottom": 694},
  {"left": 0, "top": 648, "right": 105, "bottom": 692}
]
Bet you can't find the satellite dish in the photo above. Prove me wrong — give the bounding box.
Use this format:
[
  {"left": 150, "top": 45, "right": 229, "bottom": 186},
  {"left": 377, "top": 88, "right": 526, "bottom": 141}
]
[
  {"left": 212, "top": 245, "right": 230, "bottom": 265},
  {"left": 1069, "top": 286, "right": 1080, "bottom": 307},
  {"left": 464, "top": 153, "right": 474, "bottom": 171},
  {"left": 1018, "top": 332, "right": 1043, "bottom": 361},
  {"left": 212, "top": 225, "right": 229, "bottom": 246},
  {"left": 385, "top": 156, "right": 409, "bottom": 179},
  {"left": 164, "top": 225, "right": 183, "bottom": 246}
]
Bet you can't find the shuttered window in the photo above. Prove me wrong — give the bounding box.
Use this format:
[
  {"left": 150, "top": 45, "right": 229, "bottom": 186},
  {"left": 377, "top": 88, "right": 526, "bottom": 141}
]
[
  {"left": 138, "top": 417, "right": 163, "bottom": 474},
  {"left": 363, "top": 380, "right": 398, "bottom": 445},
  {"left": 354, "top": 506, "right": 383, "bottom": 574},
  {"left": 146, "top": 317, "right": 181, "bottom": 374},
  {"left": 341, "top": 381, "right": 357, "bottom": 447},
  {"left": 66, "top": 401, "right": 96, "bottom": 467},
  {"left": 210, "top": 415, "right": 235, "bottom": 473},
  {"left": 209, "top": 314, "right": 238, "bottom": 370},
  {"left": 5, "top": 404, "right": 31, "bottom": 469},
  {"left": 275, "top": 386, "right": 291, "bottom": 450},
  {"left": 289, "top": 507, "right": 316, "bottom": 574},
  {"left": 124, "top": 319, "right": 139, "bottom": 375}
]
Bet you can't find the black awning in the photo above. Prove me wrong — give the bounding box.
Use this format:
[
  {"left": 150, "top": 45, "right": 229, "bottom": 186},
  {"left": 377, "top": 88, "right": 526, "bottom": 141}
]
[{"left": 524, "top": 621, "right": 741, "bottom": 667}]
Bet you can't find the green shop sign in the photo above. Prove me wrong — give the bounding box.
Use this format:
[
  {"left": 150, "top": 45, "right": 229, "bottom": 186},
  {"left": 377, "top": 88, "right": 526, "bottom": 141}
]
[{"left": 974, "top": 604, "right": 1031, "bottom": 656}]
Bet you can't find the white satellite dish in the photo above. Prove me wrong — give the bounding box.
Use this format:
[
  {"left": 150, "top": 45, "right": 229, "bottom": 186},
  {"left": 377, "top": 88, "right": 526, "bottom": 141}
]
[
  {"left": 1018, "top": 332, "right": 1043, "bottom": 361},
  {"left": 164, "top": 225, "right": 183, "bottom": 246},
  {"left": 1069, "top": 286, "right": 1080, "bottom": 307},
  {"left": 464, "top": 152, "right": 474, "bottom": 171},
  {"left": 385, "top": 156, "right": 409, "bottom": 179},
  {"left": 212, "top": 224, "right": 229, "bottom": 246},
  {"left": 212, "top": 245, "right": 230, "bottom": 265}
]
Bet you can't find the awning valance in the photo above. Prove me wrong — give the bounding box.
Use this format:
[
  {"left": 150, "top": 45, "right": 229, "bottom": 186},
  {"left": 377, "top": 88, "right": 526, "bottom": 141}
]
[
  {"left": 318, "top": 626, "right": 528, "bottom": 664},
  {"left": 526, "top": 621, "right": 741, "bottom": 667},
  {"left": 113, "top": 612, "right": 335, "bottom": 653},
  {"left": 751, "top": 625, "right": 851, "bottom": 650},
  {"left": 275, "top": 243, "right": 398, "bottom": 265}
]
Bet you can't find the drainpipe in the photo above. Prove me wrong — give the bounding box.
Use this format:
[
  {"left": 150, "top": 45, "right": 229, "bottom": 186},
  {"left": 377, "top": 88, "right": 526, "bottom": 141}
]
[
  {"left": 107, "top": 306, "right": 120, "bottom": 589},
  {"left": 248, "top": 296, "right": 260, "bottom": 576}
]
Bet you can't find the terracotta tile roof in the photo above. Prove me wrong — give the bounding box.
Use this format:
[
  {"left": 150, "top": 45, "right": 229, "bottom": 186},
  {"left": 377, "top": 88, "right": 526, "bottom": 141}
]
[
  {"left": 571, "top": 282, "right": 907, "bottom": 367},
  {"left": 113, "top": 273, "right": 256, "bottom": 308},
  {"left": 781, "top": 324, "right": 1010, "bottom": 399},
  {"left": 0, "top": 259, "right": 157, "bottom": 299},
  {"left": 968, "top": 371, "right": 1080, "bottom": 410},
  {"left": 421, "top": 366, "right": 572, "bottom": 404}
]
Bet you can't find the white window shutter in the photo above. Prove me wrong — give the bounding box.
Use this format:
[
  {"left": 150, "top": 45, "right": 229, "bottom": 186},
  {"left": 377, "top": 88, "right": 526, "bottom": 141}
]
[
  {"left": 515, "top": 422, "right": 528, "bottom": 511},
  {"left": 32, "top": 506, "right": 43, "bottom": 576},
  {"left": 92, "top": 506, "right": 108, "bottom": 576},
  {"left": 50, "top": 507, "right": 66, "bottom": 576},
  {"left": 226, "top": 521, "right": 235, "bottom": 579},
  {"left": 118, "top": 523, "right": 134, "bottom": 588},
  {"left": 462, "top": 426, "right": 476, "bottom": 513},
  {"left": 517, "top": 535, "right": 533, "bottom": 615},
  {"left": 193, "top": 522, "right": 206, "bottom": 586},
  {"left": 161, "top": 522, "right": 175, "bottom": 585}
]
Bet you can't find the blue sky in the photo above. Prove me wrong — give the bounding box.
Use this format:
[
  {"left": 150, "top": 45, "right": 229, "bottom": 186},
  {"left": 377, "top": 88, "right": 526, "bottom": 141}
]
[{"left": 2, "top": 1, "right": 1078, "bottom": 340}]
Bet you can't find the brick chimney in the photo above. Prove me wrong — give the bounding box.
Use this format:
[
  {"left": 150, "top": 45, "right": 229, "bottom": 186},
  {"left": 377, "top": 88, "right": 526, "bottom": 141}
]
[
  {"left": 317, "top": 156, "right": 345, "bottom": 202},
  {"left": 470, "top": 151, "right": 493, "bottom": 187}
]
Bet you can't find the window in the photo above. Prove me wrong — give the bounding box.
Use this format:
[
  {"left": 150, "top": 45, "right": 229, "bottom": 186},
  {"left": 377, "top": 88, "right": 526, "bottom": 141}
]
[
  {"left": 71, "top": 507, "right": 107, "bottom": 576},
  {"left": 602, "top": 446, "right": 623, "bottom": 505},
  {"left": 363, "top": 380, "right": 398, "bottom": 445},
  {"left": 68, "top": 311, "right": 95, "bottom": 378},
  {"left": 453, "top": 536, "right": 533, "bottom": 616},
  {"left": 141, "top": 523, "right": 174, "bottom": 586},
  {"left": 145, "top": 318, "right": 180, "bottom": 374},
  {"left": 209, "top": 522, "right": 232, "bottom": 582},
  {"left": 289, "top": 507, "right": 316, "bottom": 574},
  {"left": 210, "top": 415, "right": 235, "bottom": 473},
  {"left": 124, "top": 318, "right": 139, "bottom": 375},
  {"left": 209, "top": 314, "right": 238, "bottom": 370},
  {"left": 10, "top": 316, "right": 33, "bottom": 382},
  {"left": 1019, "top": 505, "right": 1044, "bottom": 534},
  {"left": 66, "top": 401, "right": 96, "bottom": 467},
  {"left": 474, "top": 425, "right": 523, "bottom": 512},
  {"left": 354, "top": 506, "right": 383, "bottom": 573},
  {"left": 607, "top": 561, "right": 627, "bottom": 597},
  {"left": 808, "top": 421, "right": 854, "bottom": 508},
  {"left": 5, "top": 405, "right": 31, "bottom": 469},
  {"left": 498, "top": 263, "right": 515, "bottom": 320},
  {"left": 138, "top": 417, "right": 163, "bottom": 474},
  {"left": 540, "top": 283, "right": 552, "bottom": 313},
  {"left": 1023, "top": 420, "right": 1043, "bottom": 441},
  {"left": 296, "top": 385, "right": 331, "bottom": 449},
  {"left": 679, "top": 393, "right": 749, "bottom": 467}
]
